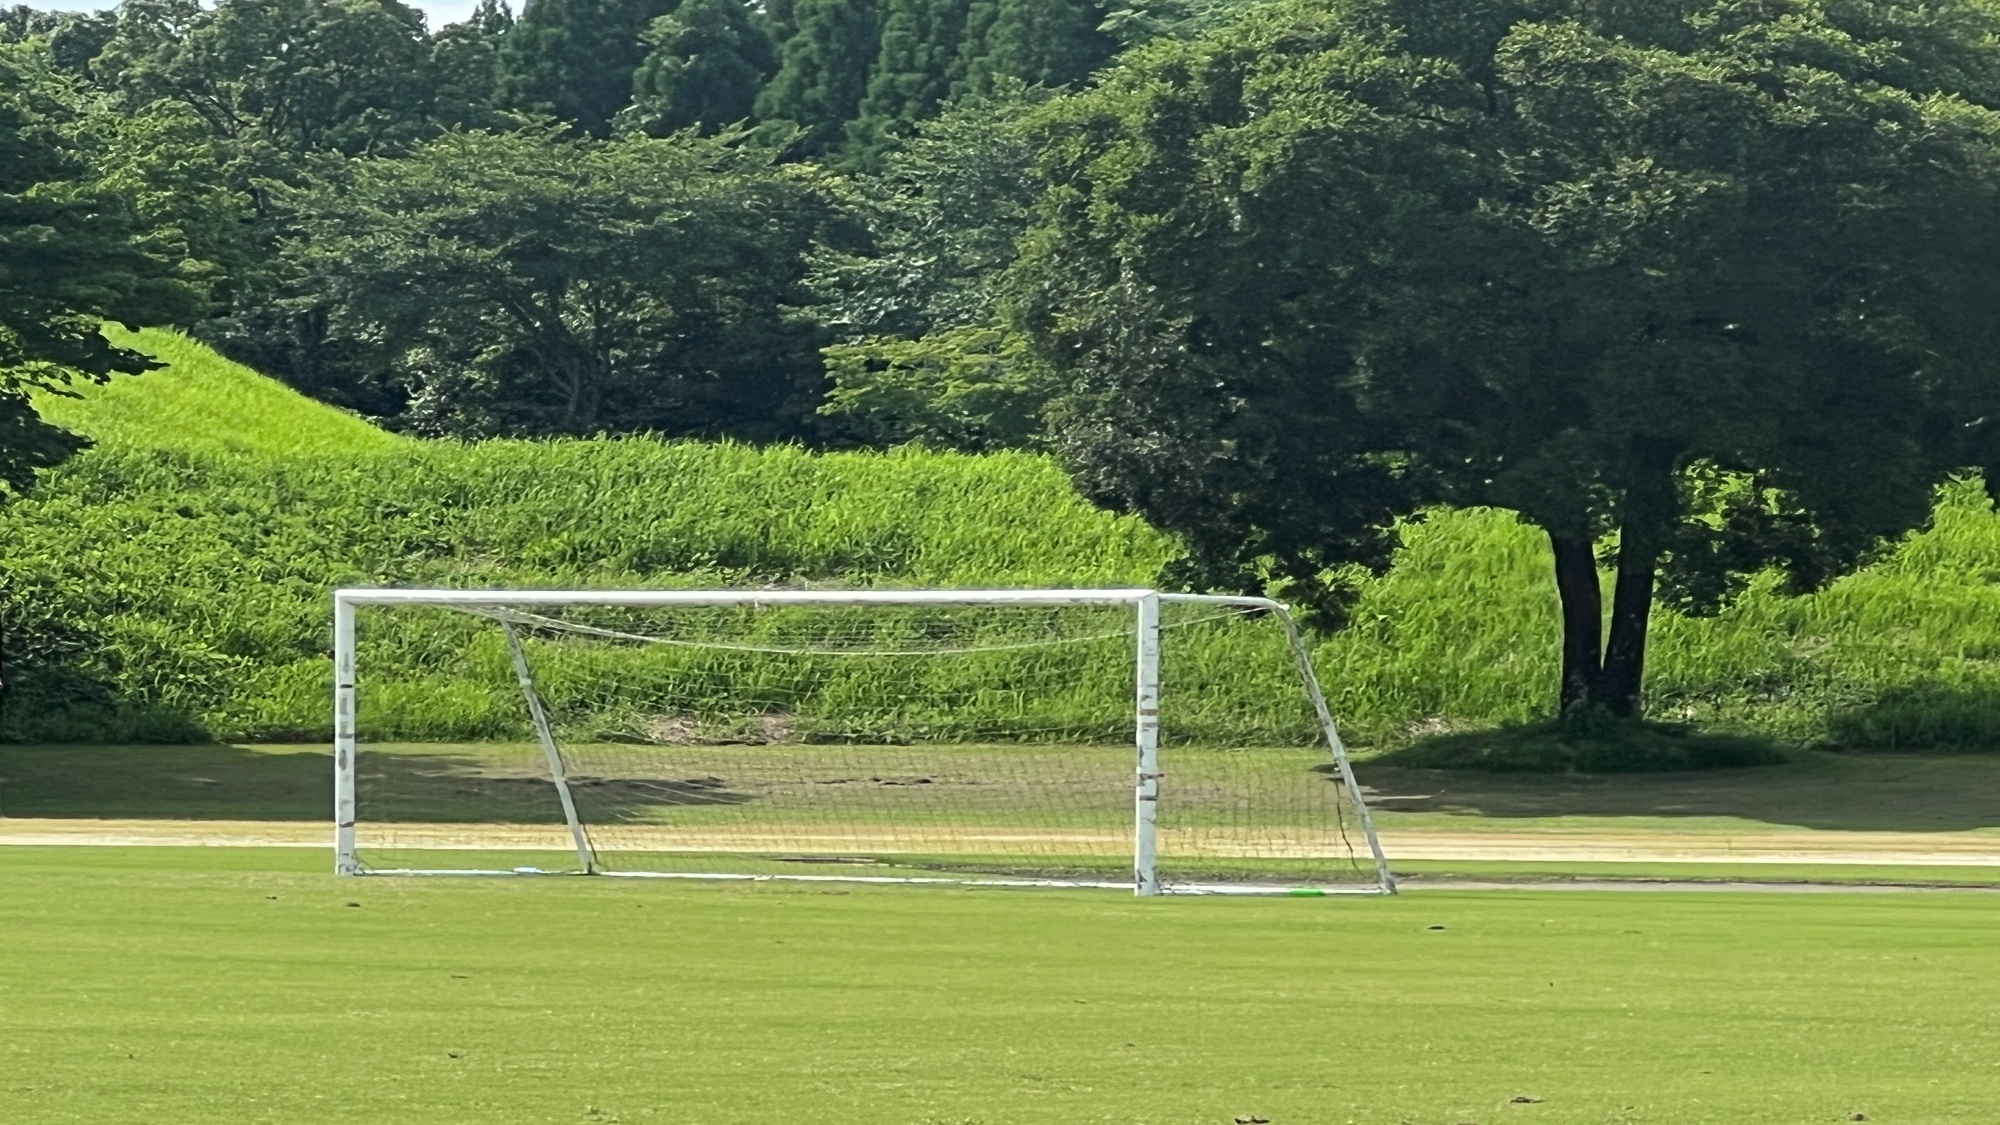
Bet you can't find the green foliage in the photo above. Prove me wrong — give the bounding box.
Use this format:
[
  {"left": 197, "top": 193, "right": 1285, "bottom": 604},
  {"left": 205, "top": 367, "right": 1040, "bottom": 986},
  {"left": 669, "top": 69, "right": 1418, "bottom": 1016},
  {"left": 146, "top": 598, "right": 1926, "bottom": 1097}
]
[
  {"left": 1015, "top": 0, "right": 2000, "bottom": 716},
  {"left": 496, "top": 0, "right": 680, "bottom": 136},
  {"left": 0, "top": 331, "right": 1171, "bottom": 741},
  {"left": 428, "top": 0, "right": 517, "bottom": 132},
  {"left": 955, "top": 0, "right": 1110, "bottom": 95},
  {"left": 846, "top": 0, "right": 971, "bottom": 157},
  {"left": 0, "top": 7, "right": 118, "bottom": 76},
  {"left": 95, "top": 0, "right": 442, "bottom": 157},
  {"left": 818, "top": 89, "right": 1056, "bottom": 446},
  {"left": 617, "top": 0, "right": 776, "bottom": 136},
  {"left": 820, "top": 85, "right": 1048, "bottom": 338},
  {"left": 274, "top": 126, "right": 849, "bottom": 438},
  {"left": 0, "top": 42, "right": 199, "bottom": 495},
  {"left": 754, "top": 0, "right": 880, "bottom": 152},
  {"left": 839, "top": 0, "right": 1116, "bottom": 164},
  {"left": 31, "top": 327, "right": 403, "bottom": 459},
  {"left": 1385, "top": 713, "right": 1786, "bottom": 773},
  {"left": 821, "top": 323, "right": 1056, "bottom": 449}
]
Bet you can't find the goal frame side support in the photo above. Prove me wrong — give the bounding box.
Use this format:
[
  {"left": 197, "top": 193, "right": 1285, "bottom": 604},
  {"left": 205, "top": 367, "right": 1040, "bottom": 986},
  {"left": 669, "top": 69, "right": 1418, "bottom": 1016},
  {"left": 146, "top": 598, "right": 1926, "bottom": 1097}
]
[
  {"left": 1272, "top": 607, "right": 1396, "bottom": 893},
  {"left": 501, "top": 621, "right": 599, "bottom": 874}
]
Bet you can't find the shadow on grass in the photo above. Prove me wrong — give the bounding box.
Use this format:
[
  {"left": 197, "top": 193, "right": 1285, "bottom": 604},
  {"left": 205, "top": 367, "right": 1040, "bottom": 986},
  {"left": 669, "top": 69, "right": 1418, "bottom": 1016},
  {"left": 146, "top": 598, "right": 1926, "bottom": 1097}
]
[
  {"left": 1380, "top": 715, "right": 1786, "bottom": 774},
  {"left": 1357, "top": 740, "right": 2000, "bottom": 833},
  {"left": 1826, "top": 684, "right": 2000, "bottom": 751},
  {"left": 0, "top": 743, "right": 748, "bottom": 823}
]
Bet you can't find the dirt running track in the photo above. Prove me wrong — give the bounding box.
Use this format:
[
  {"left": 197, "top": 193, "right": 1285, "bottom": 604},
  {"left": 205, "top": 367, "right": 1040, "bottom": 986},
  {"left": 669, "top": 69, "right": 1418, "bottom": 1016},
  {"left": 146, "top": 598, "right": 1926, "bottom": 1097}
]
[{"left": 4, "top": 818, "right": 2000, "bottom": 868}]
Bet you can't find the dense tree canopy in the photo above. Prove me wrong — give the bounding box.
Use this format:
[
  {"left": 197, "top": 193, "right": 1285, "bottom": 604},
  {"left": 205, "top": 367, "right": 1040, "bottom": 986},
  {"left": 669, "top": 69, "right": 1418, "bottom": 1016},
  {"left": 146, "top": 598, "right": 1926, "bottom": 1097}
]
[
  {"left": 277, "top": 127, "right": 848, "bottom": 438},
  {"left": 497, "top": 0, "right": 679, "bottom": 136},
  {"left": 1015, "top": 0, "right": 2000, "bottom": 716},
  {"left": 618, "top": 0, "right": 775, "bottom": 136},
  {"left": 93, "top": 0, "right": 441, "bottom": 157},
  {"left": 817, "top": 87, "right": 1057, "bottom": 447}
]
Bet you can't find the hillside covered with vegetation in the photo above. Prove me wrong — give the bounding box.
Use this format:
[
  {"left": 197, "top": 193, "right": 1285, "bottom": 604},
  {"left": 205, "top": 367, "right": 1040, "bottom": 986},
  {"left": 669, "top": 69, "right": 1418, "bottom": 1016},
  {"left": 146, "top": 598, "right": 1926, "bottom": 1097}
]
[
  {"left": 12, "top": 0, "right": 2000, "bottom": 756},
  {"left": 4, "top": 330, "right": 1999, "bottom": 750}
]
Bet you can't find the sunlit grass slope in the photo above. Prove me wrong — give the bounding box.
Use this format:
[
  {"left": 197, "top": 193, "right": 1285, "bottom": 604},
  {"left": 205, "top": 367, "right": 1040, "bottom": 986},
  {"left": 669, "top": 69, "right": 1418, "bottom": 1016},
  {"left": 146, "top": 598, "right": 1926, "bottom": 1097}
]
[
  {"left": 6, "top": 330, "right": 2000, "bottom": 749},
  {"left": 30, "top": 326, "right": 403, "bottom": 459},
  {"left": 4, "top": 849, "right": 1999, "bottom": 1124}
]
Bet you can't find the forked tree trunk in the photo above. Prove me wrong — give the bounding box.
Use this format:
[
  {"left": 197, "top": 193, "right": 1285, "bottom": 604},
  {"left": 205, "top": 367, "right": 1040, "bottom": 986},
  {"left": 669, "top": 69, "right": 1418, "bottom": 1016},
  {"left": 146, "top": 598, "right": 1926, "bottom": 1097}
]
[{"left": 1547, "top": 456, "right": 1678, "bottom": 719}]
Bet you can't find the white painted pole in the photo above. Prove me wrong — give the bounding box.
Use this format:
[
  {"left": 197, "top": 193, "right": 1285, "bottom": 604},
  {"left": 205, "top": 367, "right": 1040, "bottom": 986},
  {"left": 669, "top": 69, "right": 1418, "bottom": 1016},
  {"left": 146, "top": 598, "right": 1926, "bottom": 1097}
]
[
  {"left": 501, "top": 622, "right": 598, "bottom": 874},
  {"left": 1274, "top": 607, "right": 1396, "bottom": 894},
  {"left": 1133, "top": 593, "right": 1162, "bottom": 896},
  {"left": 333, "top": 596, "right": 359, "bottom": 876}
]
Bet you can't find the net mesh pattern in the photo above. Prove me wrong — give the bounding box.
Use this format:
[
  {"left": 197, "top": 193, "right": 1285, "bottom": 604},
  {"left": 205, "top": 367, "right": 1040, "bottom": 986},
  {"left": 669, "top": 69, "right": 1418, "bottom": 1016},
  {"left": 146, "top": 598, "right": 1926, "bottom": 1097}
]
[{"left": 349, "top": 598, "right": 1384, "bottom": 890}]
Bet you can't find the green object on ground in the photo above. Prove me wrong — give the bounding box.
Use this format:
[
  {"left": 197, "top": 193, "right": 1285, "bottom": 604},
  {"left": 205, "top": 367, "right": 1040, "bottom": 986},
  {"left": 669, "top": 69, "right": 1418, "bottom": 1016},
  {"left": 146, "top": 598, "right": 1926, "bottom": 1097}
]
[{"left": 2, "top": 846, "right": 1997, "bottom": 1123}]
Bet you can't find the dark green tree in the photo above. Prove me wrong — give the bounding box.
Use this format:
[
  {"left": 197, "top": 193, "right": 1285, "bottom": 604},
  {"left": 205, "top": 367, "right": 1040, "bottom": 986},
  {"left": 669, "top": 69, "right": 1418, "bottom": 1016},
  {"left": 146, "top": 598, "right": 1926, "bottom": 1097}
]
[
  {"left": 0, "top": 7, "right": 120, "bottom": 77},
  {"left": 496, "top": 0, "right": 679, "bottom": 136},
  {"left": 94, "top": 0, "right": 439, "bottom": 157},
  {"left": 955, "top": 0, "right": 1109, "bottom": 95},
  {"left": 0, "top": 6, "right": 57, "bottom": 45},
  {"left": 0, "top": 42, "right": 199, "bottom": 493},
  {"left": 1016, "top": 0, "right": 2000, "bottom": 720},
  {"left": 845, "top": 0, "right": 969, "bottom": 159},
  {"left": 431, "top": 0, "right": 517, "bottom": 131},
  {"left": 818, "top": 86, "right": 1056, "bottom": 446},
  {"left": 280, "top": 127, "right": 850, "bottom": 437},
  {"left": 87, "top": 0, "right": 445, "bottom": 417},
  {"left": 617, "top": 0, "right": 775, "bottom": 136},
  {"left": 753, "top": 0, "right": 877, "bottom": 153}
]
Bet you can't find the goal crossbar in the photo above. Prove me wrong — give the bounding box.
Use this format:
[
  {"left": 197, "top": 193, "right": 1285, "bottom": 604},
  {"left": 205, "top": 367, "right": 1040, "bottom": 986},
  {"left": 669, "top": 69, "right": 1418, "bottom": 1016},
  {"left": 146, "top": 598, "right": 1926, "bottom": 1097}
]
[{"left": 332, "top": 587, "right": 1396, "bottom": 896}]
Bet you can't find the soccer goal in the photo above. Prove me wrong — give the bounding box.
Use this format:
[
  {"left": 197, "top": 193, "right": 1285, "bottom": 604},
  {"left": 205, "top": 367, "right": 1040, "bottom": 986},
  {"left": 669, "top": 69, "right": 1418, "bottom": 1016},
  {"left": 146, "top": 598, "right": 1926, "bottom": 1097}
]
[{"left": 333, "top": 588, "right": 1394, "bottom": 895}]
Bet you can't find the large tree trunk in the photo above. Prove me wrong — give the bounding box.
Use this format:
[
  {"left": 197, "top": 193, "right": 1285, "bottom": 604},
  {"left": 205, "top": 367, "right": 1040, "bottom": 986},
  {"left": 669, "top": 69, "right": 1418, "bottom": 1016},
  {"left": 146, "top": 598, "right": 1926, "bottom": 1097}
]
[
  {"left": 1597, "top": 532, "right": 1659, "bottom": 717},
  {"left": 1548, "top": 453, "right": 1679, "bottom": 719},
  {"left": 1549, "top": 534, "right": 1604, "bottom": 715},
  {"left": 1597, "top": 457, "right": 1677, "bottom": 717}
]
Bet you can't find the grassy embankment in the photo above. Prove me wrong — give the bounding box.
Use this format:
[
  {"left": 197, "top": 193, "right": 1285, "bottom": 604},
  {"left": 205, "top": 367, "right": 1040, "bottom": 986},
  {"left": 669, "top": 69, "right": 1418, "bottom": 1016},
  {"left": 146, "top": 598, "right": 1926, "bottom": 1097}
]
[
  {"left": 3, "top": 846, "right": 1999, "bottom": 1124},
  {"left": 6, "top": 327, "right": 2000, "bottom": 750}
]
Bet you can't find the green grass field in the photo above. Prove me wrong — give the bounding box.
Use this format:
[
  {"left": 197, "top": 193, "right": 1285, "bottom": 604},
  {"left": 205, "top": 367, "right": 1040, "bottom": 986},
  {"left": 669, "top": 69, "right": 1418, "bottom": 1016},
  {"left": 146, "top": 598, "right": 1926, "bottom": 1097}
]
[
  {"left": 7, "top": 742, "right": 1999, "bottom": 887},
  {"left": 12, "top": 329, "right": 2000, "bottom": 1118},
  {"left": 4, "top": 846, "right": 1998, "bottom": 1124}
]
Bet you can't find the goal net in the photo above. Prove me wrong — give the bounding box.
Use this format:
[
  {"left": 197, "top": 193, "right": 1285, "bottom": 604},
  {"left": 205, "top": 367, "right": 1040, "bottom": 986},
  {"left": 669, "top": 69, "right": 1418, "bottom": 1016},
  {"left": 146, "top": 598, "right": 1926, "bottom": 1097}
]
[{"left": 334, "top": 589, "right": 1394, "bottom": 895}]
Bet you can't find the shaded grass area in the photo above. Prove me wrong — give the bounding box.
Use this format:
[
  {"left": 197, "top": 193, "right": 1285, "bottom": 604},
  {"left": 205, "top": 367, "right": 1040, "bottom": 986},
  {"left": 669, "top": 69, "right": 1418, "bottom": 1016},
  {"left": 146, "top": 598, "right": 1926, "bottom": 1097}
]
[
  {"left": 1358, "top": 751, "right": 2000, "bottom": 834},
  {"left": 1390, "top": 859, "right": 2000, "bottom": 885},
  {"left": 9, "top": 743, "right": 2000, "bottom": 835},
  {"left": 1383, "top": 714, "right": 1787, "bottom": 773},
  {"left": 4, "top": 846, "right": 2000, "bottom": 1123}
]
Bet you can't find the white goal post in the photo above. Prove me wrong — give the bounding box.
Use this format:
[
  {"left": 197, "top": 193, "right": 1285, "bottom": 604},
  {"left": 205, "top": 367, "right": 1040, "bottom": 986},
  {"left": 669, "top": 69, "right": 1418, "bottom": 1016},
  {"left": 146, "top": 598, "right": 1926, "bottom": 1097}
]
[{"left": 333, "top": 587, "right": 1395, "bottom": 896}]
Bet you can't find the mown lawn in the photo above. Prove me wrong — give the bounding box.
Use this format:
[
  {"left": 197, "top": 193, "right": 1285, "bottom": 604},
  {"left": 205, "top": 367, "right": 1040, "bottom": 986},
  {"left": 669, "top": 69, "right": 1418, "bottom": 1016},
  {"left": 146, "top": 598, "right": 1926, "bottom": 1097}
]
[{"left": 2, "top": 846, "right": 1997, "bottom": 1124}]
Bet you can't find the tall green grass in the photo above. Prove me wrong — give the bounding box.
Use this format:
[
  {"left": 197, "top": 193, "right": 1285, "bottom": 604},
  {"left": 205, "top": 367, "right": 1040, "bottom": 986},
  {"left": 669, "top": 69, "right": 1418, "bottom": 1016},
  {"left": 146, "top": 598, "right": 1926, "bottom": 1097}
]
[
  {"left": 31, "top": 327, "right": 404, "bottom": 460},
  {"left": 5, "top": 330, "right": 2000, "bottom": 748}
]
